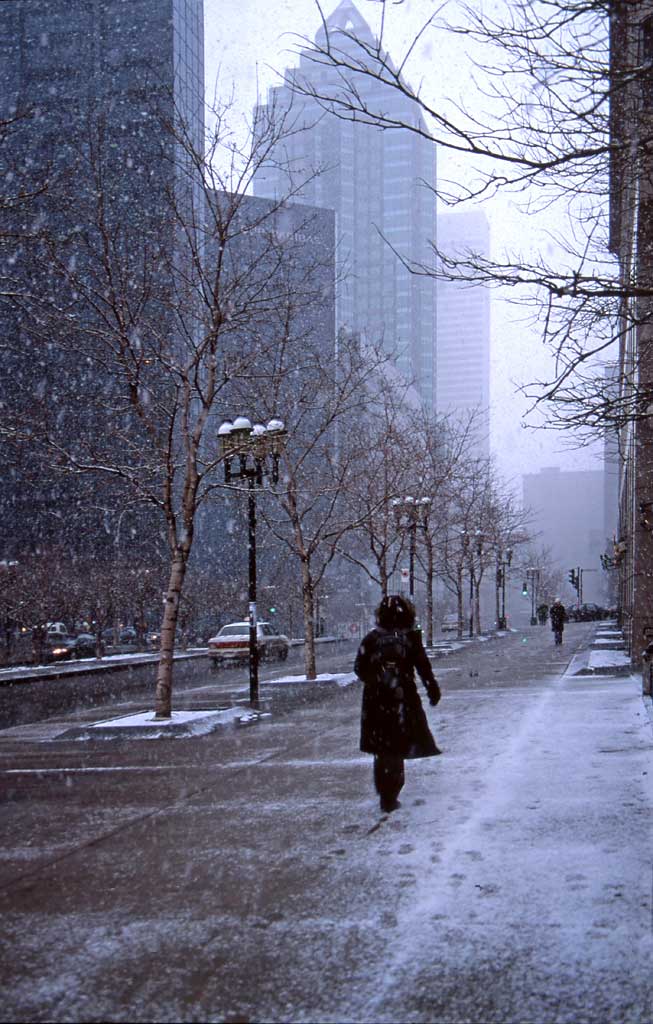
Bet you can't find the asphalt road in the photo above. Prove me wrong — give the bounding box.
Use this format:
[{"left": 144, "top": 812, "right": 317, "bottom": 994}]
[{"left": 4, "top": 621, "right": 648, "bottom": 1024}]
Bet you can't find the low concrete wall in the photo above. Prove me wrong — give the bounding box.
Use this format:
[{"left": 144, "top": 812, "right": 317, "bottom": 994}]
[{"left": 0, "top": 652, "right": 211, "bottom": 730}]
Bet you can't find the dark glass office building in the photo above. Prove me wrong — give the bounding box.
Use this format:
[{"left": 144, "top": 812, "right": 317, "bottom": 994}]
[{"left": 0, "top": 0, "right": 205, "bottom": 556}]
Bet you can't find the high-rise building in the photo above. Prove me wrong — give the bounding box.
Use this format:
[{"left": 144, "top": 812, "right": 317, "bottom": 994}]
[
  {"left": 252, "top": 0, "right": 437, "bottom": 410},
  {"left": 522, "top": 466, "right": 606, "bottom": 604},
  {"left": 0, "top": 0, "right": 205, "bottom": 556},
  {"left": 0, "top": 0, "right": 204, "bottom": 180},
  {"left": 436, "top": 211, "right": 491, "bottom": 453}
]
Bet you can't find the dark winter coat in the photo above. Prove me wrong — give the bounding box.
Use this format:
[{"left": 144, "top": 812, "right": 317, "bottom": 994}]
[
  {"left": 354, "top": 626, "right": 440, "bottom": 759},
  {"left": 550, "top": 602, "right": 566, "bottom": 630}
]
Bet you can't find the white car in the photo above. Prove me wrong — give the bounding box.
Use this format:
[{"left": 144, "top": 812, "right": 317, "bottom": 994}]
[
  {"left": 208, "top": 621, "right": 290, "bottom": 668},
  {"left": 441, "top": 613, "right": 459, "bottom": 633}
]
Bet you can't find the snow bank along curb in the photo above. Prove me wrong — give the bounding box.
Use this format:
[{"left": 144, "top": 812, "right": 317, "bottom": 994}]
[
  {"left": 52, "top": 673, "right": 358, "bottom": 741},
  {"left": 54, "top": 706, "right": 268, "bottom": 741},
  {"left": 573, "top": 624, "right": 632, "bottom": 675},
  {"left": 0, "top": 649, "right": 208, "bottom": 686}
]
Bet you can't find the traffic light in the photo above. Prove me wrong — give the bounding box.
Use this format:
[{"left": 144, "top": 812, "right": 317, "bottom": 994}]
[
  {"left": 268, "top": 606, "right": 276, "bottom": 615},
  {"left": 522, "top": 580, "right": 528, "bottom": 595},
  {"left": 568, "top": 569, "right": 578, "bottom": 591}
]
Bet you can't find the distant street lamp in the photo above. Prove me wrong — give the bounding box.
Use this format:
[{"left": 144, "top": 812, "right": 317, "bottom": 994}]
[
  {"left": 526, "top": 566, "right": 541, "bottom": 626},
  {"left": 392, "top": 496, "right": 432, "bottom": 602},
  {"left": 218, "top": 416, "right": 287, "bottom": 705},
  {"left": 496, "top": 547, "right": 513, "bottom": 630}
]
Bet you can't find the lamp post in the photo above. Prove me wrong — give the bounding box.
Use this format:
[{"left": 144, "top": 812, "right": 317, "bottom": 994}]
[
  {"left": 392, "top": 496, "right": 432, "bottom": 603},
  {"left": 496, "top": 547, "right": 513, "bottom": 630},
  {"left": 526, "top": 566, "right": 540, "bottom": 626},
  {"left": 218, "top": 415, "right": 287, "bottom": 705}
]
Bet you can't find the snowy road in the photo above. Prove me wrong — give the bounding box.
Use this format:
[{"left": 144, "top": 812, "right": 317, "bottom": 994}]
[{"left": 0, "top": 623, "right": 651, "bottom": 1022}]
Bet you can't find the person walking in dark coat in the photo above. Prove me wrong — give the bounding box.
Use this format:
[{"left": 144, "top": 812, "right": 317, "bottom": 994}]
[
  {"left": 549, "top": 598, "right": 567, "bottom": 644},
  {"left": 354, "top": 594, "right": 441, "bottom": 814}
]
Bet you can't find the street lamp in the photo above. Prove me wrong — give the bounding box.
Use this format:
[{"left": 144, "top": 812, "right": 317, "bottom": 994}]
[
  {"left": 526, "top": 566, "right": 541, "bottom": 626},
  {"left": 392, "top": 495, "right": 432, "bottom": 602},
  {"left": 218, "top": 416, "right": 287, "bottom": 705},
  {"left": 496, "top": 547, "right": 513, "bottom": 630}
]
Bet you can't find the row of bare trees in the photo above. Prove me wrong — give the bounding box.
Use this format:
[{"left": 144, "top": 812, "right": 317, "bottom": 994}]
[
  {"left": 292, "top": 0, "right": 645, "bottom": 441},
  {"left": 1, "top": 86, "right": 543, "bottom": 710}
]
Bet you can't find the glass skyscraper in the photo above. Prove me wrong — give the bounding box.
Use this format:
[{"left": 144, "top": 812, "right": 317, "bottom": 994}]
[
  {"left": 252, "top": 0, "right": 437, "bottom": 410},
  {"left": 436, "top": 211, "right": 491, "bottom": 455}
]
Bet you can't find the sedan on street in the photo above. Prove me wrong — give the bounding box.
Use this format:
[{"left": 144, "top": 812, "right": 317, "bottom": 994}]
[{"left": 208, "top": 621, "right": 290, "bottom": 669}]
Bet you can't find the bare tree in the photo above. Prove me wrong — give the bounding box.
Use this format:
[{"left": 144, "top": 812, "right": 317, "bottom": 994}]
[
  {"left": 248, "top": 333, "right": 393, "bottom": 679},
  {"left": 3, "top": 95, "right": 336, "bottom": 714},
  {"left": 287, "top": 0, "right": 651, "bottom": 437},
  {"left": 335, "top": 372, "right": 418, "bottom": 601}
]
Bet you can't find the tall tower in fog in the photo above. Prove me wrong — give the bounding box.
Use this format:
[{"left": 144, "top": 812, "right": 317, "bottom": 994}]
[
  {"left": 436, "top": 211, "right": 491, "bottom": 453},
  {"left": 252, "top": 0, "right": 437, "bottom": 410}
]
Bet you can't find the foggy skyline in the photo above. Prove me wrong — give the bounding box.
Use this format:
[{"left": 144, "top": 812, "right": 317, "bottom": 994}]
[{"left": 206, "top": 0, "right": 605, "bottom": 484}]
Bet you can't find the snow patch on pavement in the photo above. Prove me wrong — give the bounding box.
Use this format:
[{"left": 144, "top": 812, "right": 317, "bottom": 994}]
[{"left": 588, "top": 649, "right": 630, "bottom": 669}]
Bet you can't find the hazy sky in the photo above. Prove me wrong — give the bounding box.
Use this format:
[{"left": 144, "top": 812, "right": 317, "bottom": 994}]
[{"left": 204, "top": 0, "right": 604, "bottom": 487}]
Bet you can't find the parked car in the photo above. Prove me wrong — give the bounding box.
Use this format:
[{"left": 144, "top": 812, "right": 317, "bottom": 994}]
[
  {"left": 46, "top": 621, "right": 69, "bottom": 639},
  {"left": 207, "top": 621, "right": 290, "bottom": 668},
  {"left": 44, "top": 635, "right": 75, "bottom": 662},
  {"left": 441, "top": 613, "right": 459, "bottom": 634},
  {"left": 119, "top": 626, "right": 137, "bottom": 644},
  {"left": 71, "top": 633, "right": 98, "bottom": 658},
  {"left": 575, "top": 603, "right": 604, "bottom": 622}
]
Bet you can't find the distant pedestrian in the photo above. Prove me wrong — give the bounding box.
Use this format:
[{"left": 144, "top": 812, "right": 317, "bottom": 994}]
[
  {"left": 537, "top": 603, "right": 549, "bottom": 625},
  {"left": 550, "top": 598, "right": 567, "bottom": 645},
  {"left": 354, "top": 594, "right": 441, "bottom": 814}
]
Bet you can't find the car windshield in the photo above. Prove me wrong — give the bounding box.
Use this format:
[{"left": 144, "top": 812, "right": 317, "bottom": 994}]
[{"left": 218, "top": 624, "right": 249, "bottom": 636}]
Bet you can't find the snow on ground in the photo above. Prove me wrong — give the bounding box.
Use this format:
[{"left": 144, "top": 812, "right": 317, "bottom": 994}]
[
  {"left": 588, "top": 648, "right": 630, "bottom": 669},
  {"left": 261, "top": 672, "right": 356, "bottom": 687},
  {"left": 0, "top": 649, "right": 206, "bottom": 681},
  {"left": 90, "top": 709, "right": 240, "bottom": 729},
  {"left": 65, "top": 707, "right": 267, "bottom": 740}
]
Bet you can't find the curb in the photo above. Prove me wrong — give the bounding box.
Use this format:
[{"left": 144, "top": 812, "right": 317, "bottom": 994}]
[{"left": 52, "top": 702, "right": 272, "bottom": 742}]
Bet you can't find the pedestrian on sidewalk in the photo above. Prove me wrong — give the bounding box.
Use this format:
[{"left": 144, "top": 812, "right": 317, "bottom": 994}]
[
  {"left": 550, "top": 597, "right": 567, "bottom": 645},
  {"left": 354, "top": 594, "right": 441, "bottom": 814}
]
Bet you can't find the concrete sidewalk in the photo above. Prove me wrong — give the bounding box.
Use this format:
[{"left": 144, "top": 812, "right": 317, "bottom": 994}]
[{"left": 0, "top": 625, "right": 652, "bottom": 1022}]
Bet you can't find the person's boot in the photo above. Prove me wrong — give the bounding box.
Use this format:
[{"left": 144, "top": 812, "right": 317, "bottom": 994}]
[{"left": 380, "top": 795, "right": 401, "bottom": 813}]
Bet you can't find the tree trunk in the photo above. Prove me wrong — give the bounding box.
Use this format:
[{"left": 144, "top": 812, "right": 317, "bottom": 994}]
[
  {"left": 474, "top": 579, "right": 481, "bottom": 636},
  {"left": 495, "top": 565, "right": 501, "bottom": 631},
  {"left": 380, "top": 559, "right": 389, "bottom": 599},
  {"left": 456, "top": 568, "right": 464, "bottom": 640},
  {"left": 32, "top": 624, "right": 46, "bottom": 666},
  {"left": 300, "top": 559, "right": 317, "bottom": 680},
  {"left": 425, "top": 537, "right": 434, "bottom": 647},
  {"left": 154, "top": 550, "right": 188, "bottom": 718}
]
